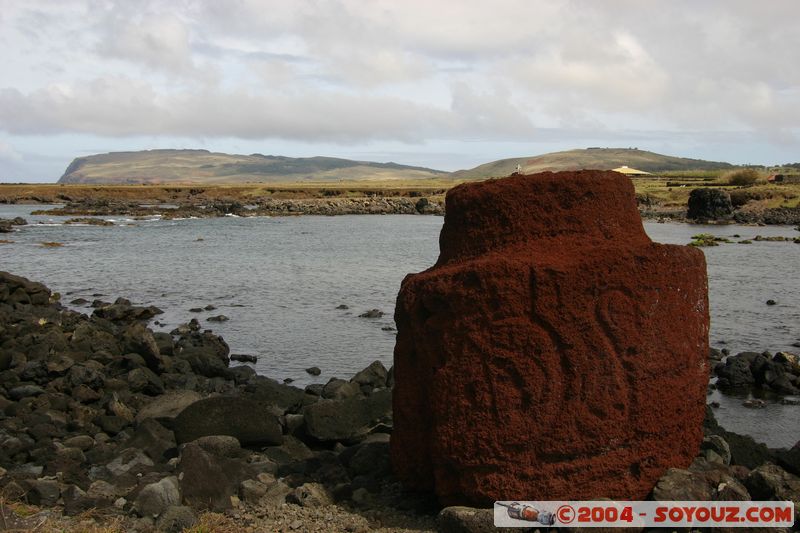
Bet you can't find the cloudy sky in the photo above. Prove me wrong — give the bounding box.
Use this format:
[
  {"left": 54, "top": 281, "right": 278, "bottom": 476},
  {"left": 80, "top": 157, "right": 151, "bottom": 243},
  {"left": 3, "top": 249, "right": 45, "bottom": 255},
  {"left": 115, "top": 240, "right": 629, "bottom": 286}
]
[{"left": 1, "top": 0, "right": 799, "bottom": 181}]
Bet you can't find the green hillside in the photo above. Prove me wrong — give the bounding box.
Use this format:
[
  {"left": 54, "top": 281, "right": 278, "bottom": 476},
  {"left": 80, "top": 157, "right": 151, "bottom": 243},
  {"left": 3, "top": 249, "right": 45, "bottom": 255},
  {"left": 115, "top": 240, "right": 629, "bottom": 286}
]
[
  {"left": 450, "top": 148, "right": 734, "bottom": 180},
  {"left": 58, "top": 149, "right": 448, "bottom": 184}
]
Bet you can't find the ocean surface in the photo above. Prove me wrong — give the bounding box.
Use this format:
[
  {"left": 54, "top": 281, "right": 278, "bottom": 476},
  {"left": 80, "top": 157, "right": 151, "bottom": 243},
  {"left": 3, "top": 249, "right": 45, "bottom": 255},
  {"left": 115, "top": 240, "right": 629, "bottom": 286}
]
[{"left": 1, "top": 205, "right": 799, "bottom": 447}]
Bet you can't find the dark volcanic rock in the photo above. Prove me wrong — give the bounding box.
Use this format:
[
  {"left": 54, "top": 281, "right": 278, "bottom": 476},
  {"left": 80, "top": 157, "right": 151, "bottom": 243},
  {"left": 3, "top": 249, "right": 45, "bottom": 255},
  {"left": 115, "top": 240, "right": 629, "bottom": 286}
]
[
  {"left": 120, "top": 323, "right": 164, "bottom": 372},
  {"left": 0, "top": 271, "right": 51, "bottom": 306},
  {"left": 245, "top": 376, "right": 309, "bottom": 412},
  {"left": 350, "top": 360, "right": 388, "bottom": 391},
  {"left": 745, "top": 464, "right": 800, "bottom": 515},
  {"left": 175, "top": 330, "right": 230, "bottom": 378},
  {"left": 93, "top": 297, "right": 162, "bottom": 322},
  {"left": 392, "top": 171, "right": 710, "bottom": 505},
  {"left": 173, "top": 396, "right": 282, "bottom": 446},
  {"left": 714, "top": 351, "right": 758, "bottom": 386},
  {"left": 230, "top": 353, "right": 257, "bottom": 364},
  {"left": 127, "top": 418, "right": 178, "bottom": 462},
  {"left": 687, "top": 188, "right": 734, "bottom": 221},
  {"left": 303, "top": 388, "right": 392, "bottom": 443},
  {"left": 135, "top": 390, "right": 202, "bottom": 427},
  {"left": 178, "top": 441, "right": 250, "bottom": 511},
  {"left": 437, "top": 506, "right": 500, "bottom": 533}
]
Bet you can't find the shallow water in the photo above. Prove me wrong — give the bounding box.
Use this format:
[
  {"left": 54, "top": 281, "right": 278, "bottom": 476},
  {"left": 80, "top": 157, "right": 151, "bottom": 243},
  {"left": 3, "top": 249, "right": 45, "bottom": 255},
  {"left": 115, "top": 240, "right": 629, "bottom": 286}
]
[{"left": 1, "top": 205, "right": 799, "bottom": 447}]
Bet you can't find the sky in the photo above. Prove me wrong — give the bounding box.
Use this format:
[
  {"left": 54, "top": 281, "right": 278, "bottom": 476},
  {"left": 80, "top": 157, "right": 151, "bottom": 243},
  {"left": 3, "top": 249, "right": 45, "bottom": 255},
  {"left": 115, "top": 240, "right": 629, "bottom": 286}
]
[{"left": 1, "top": 0, "right": 799, "bottom": 182}]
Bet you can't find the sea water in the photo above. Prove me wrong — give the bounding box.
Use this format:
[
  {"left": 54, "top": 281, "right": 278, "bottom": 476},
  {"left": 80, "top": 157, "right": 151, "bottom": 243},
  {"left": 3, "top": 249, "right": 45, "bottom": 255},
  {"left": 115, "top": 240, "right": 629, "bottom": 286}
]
[{"left": 1, "top": 205, "right": 798, "bottom": 446}]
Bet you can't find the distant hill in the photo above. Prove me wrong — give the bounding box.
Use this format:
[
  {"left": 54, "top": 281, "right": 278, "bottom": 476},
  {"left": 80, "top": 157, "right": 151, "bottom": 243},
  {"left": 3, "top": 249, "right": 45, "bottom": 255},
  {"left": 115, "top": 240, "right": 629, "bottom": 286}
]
[
  {"left": 450, "top": 148, "right": 734, "bottom": 180},
  {"left": 58, "top": 149, "right": 448, "bottom": 184}
]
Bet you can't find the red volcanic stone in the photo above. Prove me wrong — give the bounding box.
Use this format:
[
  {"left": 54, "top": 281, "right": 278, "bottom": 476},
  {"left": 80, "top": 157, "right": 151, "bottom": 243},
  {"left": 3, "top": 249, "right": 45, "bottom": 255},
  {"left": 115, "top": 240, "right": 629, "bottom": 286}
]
[{"left": 391, "top": 170, "right": 709, "bottom": 506}]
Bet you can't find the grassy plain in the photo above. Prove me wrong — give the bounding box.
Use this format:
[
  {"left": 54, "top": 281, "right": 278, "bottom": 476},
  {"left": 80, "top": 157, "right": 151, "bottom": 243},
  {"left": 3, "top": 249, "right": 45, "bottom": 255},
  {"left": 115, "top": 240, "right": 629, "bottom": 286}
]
[{"left": 2, "top": 174, "right": 799, "bottom": 210}]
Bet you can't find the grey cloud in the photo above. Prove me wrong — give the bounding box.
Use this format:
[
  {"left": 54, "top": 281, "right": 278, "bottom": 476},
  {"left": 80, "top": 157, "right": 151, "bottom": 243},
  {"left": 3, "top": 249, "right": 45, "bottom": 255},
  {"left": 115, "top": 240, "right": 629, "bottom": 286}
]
[
  {"left": 1, "top": 0, "right": 799, "bottom": 166},
  {"left": 0, "top": 77, "right": 536, "bottom": 142}
]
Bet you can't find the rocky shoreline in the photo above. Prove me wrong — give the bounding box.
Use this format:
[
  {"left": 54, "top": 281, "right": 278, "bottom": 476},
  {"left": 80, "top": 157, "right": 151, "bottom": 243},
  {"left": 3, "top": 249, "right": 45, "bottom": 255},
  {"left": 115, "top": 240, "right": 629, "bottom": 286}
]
[
  {"left": 12, "top": 199, "right": 800, "bottom": 226},
  {"left": 1, "top": 272, "right": 799, "bottom": 532},
  {"left": 27, "top": 197, "right": 444, "bottom": 220}
]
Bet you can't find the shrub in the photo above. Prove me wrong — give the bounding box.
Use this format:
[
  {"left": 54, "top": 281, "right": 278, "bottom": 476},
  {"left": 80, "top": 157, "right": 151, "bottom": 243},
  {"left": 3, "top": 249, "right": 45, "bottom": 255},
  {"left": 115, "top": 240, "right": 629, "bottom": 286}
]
[{"left": 723, "top": 168, "right": 761, "bottom": 186}]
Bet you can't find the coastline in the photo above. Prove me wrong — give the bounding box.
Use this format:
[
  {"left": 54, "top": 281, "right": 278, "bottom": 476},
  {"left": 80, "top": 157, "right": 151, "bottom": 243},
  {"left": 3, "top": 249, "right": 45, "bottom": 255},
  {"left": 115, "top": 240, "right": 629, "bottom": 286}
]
[
  {"left": 3, "top": 182, "right": 800, "bottom": 224},
  {"left": 7, "top": 200, "right": 800, "bottom": 226}
]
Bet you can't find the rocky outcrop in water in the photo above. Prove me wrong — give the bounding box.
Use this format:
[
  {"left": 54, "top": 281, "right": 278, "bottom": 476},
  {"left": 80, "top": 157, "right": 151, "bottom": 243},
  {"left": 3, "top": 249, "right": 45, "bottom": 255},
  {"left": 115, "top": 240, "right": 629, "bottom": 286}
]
[
  {"left": 0, "top": 217, "right": 26, "bottom": 233},
  {"left": 31, "top": 196, "right": 445, "bottom": 219},
  {"left": 734, "top": 206, "right": 800, "bottom": 225},
  {"left": 714, "top": 350, "right": 800, "bottom": 394},
  {"left": 687, "top": 188, "right": 734, "bottom": 221},
  {"left": 392, "top": 170, "right": 710, "bottom": 505}
]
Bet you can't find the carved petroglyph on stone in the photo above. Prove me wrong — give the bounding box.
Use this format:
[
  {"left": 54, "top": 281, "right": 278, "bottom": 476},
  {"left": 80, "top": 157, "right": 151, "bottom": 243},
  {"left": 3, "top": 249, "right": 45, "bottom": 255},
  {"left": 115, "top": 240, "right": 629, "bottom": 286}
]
[{"left": 392, "top": 171, "right": 709, "bottom": 506}]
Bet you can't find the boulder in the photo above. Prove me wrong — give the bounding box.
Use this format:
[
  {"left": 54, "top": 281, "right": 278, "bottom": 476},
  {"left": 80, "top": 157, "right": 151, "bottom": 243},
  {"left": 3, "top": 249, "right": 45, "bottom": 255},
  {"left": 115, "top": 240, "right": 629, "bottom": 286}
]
[
  {"left": 714, "top": 351, "right": 759, "bottom": 388},
  {"left": 152, "top": 332, "right": 174, "bottom": 356},
  {"left": 437, "top": 506, "right": 498, "bottom": 533},
  {"left": 350, "top": 360, "right": 388, "bottom": 390},
  {"left": 63, "top": 435, "right": 95, "bottom": 451},
  {"left": 8, "top": 385, "right": 45, "bottom": 400},
  {"left": 62, "top": 484, "right": 93, "bottom": 515},
  {"left": 777, "top": 442, "right": 800, "bottom": 477},
  {"left": 178, "top": 441, "right": 250, "bottom": 511},
  {"left": 156, "top": 505, "right": 198, "bottom": 533},
  {"left": 239, "top": 479, "right": 268, "bottom": 502},
  {"left": 106, "top": 447, "right": 155, "bottom": 476},
  {"left": 230, "top": 353, "right": 257, "bottom": 363},
  {"left": 652, "top": 458, "right": 750, "bottom": 502},
  {"left": 344, "top": 441, "right": 391, "bottom": 478},
  {"left": 392, "top": 171, "right": 710, "bottom": 505},
  {"left": 173, "top": 396, "right": 282, "bottom": 446},
  {"left": 322, "top": 378, "right": 361, "bottom": 400},
  {"left": 687, "top": 188, "right": 734, "bottom": 220},
  {"left": 93, "top": 297, "right": 162, "bottom": 322},
  {"left": 126, "top": 418, "right": 177, "bottom": 462},
  {"left": 134, "top": 476, "right": 181, "bottom": 518},
  {"left": 0, "top": 272, "right": 51, "bottom": 306},
  {"left": 135, "top": 390, "right": 201, "bottom": 427},
  {"left": 303, "top": 388, "right": 392, "bottom": 442},
  {"left": 193, "top": 435, "right": 242, "bottom": 458},
  {"left": 745, "top": 464, "right": 800, "bottom": 503},
  {"left": 127, "top": 367, "right": 165, "bottom": 395},
  {"left": 175, "top": 331, "right": 230, "bottom": 378},
  {"left": 24, "top": 478, "right": 60, "bottom": 506},
  {"left": 245, "top": 375, "right": 308, "bottom": 412},
  {"left": 700, "top": 435, "right": 731, "bottom": 465},
  {"left": 286, "top": 482, "right": 333, "bottom": 507},
  {"left": 120, "top": 323, "right": 164, "bottom": 372}
]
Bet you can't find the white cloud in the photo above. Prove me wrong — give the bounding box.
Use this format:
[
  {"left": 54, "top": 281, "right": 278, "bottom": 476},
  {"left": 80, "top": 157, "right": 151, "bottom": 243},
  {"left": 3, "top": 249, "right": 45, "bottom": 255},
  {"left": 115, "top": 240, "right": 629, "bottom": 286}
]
[{"left": 0, "top": 0, "right": 799, "bottom": 180}]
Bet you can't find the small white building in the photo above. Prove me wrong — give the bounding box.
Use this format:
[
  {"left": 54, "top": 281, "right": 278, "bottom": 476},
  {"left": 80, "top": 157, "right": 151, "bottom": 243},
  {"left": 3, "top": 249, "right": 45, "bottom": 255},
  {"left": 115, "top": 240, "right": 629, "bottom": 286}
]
[{"left": 612, "top": 165, "right": 652, "bottom": 176}]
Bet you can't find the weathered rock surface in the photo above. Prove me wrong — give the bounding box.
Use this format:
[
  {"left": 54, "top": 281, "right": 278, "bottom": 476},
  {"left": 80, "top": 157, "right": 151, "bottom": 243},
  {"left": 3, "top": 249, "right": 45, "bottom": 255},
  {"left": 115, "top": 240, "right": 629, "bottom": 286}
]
[
  {"left": 715, "top": 350, "right": 800, "bottom": 395},
  {"left": 134, "top": 476, "right": 181, "bottom": 518},
  {"left": 303, "top": 389, "right": 392, "bottom": 443},
  {"left": 687, "top": 188, "right": 734, "bottom": 221},
  {"left": 178, "top": 440, "right": 251, "bottom": 511},
  {"left": 173, "top": 395, "right": 283, "bottom": 446},
  {"left": 392, "top": 171, "right": 710, "bottom": 505}
]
